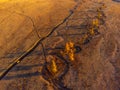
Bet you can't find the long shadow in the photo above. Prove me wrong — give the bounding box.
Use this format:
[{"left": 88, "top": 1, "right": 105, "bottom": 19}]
[
  {"left": 3, "top": 71, "right": 41, "bottom": 80},
  {"left": 1, "top": 64, "right": 43, "bottom": 80},
  {"left": 0, "top": 64, "right": 43, "bottom": 72},
  {"left": 112, "top": 0, "right": 120, "bottom": 2},
  {"left": 11, "top": 64, "right": 44, "bottom": 72},
  {"left": 0, "top": 47, "right": 63, "bottom": 59},
  {"left": 1, "top": 50, "right": 42, "bottom": 59}
]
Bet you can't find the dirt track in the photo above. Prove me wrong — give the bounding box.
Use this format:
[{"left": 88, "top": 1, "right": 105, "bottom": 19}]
[{"left": 0, "top": 0, "right": 120, "bottom": 90}]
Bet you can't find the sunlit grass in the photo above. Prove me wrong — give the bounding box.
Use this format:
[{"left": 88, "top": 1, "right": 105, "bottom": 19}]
[
  {"left": 65, "top": 41, "right": 75, "bottom": 61},
  {"left": 51, "top": 59, "right": 58, "bottom": 74}
]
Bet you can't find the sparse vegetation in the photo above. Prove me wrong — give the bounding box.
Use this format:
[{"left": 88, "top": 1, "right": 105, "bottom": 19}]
[
  {"left": 1, "top": 0, "right": 117, "bottom": 90},
  {"left": 64, "top": 41, "right": 75, "bottom": 61},
  {"left": 50, "top": 57, "right": 58, "bottom": 74}
]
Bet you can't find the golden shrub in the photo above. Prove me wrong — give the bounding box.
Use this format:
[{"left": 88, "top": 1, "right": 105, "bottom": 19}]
[
  {"left": 51, "top": 58, "right": 58, "bottom": 74},
  {"left": 89, "top": 28, "right": 95, "bottom": 35},
  {"left": 98, "top": 12, "right": 102, "bottom": 19},
  {"left": 65, "top": 41, "right": 75, "bottom": 61},
  {"left": 92, "top": 19, "right": 99, "bottom": 27}
]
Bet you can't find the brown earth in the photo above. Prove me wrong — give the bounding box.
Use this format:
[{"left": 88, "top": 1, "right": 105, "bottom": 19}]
[{"left": 0, "top": 0, "right": 120, "bottom": 90}]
